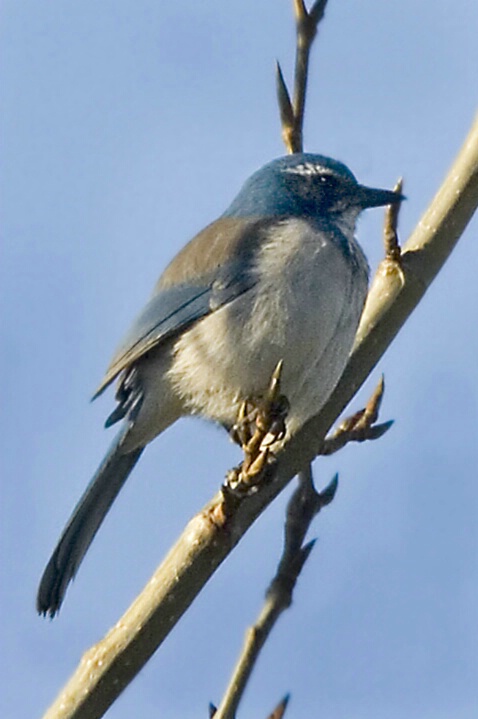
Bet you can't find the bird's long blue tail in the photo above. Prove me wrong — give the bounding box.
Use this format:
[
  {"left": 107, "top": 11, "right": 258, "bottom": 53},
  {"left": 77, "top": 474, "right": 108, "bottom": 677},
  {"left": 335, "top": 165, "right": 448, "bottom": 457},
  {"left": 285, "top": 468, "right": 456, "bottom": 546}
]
[{"left": 37, "top": 431, "right": 143, "bottom": 617}]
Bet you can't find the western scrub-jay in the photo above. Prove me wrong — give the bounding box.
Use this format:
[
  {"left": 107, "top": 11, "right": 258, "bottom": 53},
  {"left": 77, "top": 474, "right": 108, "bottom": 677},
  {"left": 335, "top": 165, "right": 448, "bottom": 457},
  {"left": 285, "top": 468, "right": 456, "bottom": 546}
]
[{"left": 37, "top": 153, "right": 402, "bottom": 616}]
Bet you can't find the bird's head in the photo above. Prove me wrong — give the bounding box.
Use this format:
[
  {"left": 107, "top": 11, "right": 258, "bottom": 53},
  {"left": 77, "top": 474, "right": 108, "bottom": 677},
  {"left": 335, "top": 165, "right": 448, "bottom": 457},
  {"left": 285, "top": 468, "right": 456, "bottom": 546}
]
[{"left": 225, "top": 153, "right": 402, "bottom": 223}]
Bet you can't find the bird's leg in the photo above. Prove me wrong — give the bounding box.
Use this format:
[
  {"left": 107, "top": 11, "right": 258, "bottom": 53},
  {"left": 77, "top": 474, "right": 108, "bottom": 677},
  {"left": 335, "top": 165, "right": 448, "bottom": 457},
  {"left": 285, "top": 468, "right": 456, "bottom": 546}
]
[
  {"left": 320, "top": 376, "right": 393, "bottom": 456},
  {"left": 226, "top": 360, "right": 289, "bottom": 494}
]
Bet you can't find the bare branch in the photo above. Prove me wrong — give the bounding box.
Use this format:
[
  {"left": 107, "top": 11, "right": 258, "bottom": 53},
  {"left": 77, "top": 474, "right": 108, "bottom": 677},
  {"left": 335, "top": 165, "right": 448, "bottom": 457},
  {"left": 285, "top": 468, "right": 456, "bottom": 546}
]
[
  {"left": 291, "top": 0, "right": 327, "bottom": 152},
  {"left": 212, "top": 470, "right": 335, "bottom": 719},
  {"left": 277, "top": 0, "right": 329, "bottom": 153}
]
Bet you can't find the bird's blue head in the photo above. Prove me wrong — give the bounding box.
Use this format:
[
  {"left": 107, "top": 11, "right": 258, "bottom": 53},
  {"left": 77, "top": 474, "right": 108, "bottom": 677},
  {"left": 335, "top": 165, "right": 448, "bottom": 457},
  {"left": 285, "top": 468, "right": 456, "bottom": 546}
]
[{"left": 225, "top": 153, "right": 401, "bottom": 221}]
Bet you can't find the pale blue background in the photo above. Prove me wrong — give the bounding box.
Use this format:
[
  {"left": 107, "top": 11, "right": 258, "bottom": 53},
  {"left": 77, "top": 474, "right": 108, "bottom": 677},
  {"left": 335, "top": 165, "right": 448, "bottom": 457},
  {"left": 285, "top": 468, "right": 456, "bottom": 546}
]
[{"left": 1, "top": 2, "right": 477, "bottom": 718}]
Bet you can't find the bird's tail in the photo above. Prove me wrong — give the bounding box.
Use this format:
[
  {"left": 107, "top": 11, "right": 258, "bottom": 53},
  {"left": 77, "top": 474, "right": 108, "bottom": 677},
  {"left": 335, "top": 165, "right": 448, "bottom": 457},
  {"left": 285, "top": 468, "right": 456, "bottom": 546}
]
[{"left": 37, "top": 430, "right": 143, "bottom": 617}]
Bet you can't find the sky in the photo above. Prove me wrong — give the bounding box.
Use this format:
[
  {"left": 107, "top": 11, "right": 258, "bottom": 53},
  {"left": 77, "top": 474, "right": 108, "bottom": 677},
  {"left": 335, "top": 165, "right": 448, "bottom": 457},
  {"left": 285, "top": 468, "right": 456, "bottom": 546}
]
[{"left": 1, "top": 1, "right": 477, "bottom": 718}]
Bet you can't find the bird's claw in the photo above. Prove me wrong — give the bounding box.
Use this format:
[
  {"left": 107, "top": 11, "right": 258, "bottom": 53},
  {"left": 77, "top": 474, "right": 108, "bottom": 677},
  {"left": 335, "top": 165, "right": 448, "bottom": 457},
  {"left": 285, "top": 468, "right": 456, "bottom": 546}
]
[{"left": 227, "top": 361, "right": 289, "bottom": 495}]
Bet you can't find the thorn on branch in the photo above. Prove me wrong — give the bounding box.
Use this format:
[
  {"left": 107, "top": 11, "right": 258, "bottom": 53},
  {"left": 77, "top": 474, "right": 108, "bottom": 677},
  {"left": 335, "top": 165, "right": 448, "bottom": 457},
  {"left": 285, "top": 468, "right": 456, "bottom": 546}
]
[
  {"left": 267, "top": 694, "right": 290, "bottom": 719},
  {"left": 283, "top": 472, "right": 319, "bottom": 558},
  {"left": 309, "top": 0, "right": 328, "bottom": 26},
  {"left": 319, "top": 472, "right": 339, "bottom": 506},
  {"left": 276, "top": 62, "right": 295, "bottom": 153}
]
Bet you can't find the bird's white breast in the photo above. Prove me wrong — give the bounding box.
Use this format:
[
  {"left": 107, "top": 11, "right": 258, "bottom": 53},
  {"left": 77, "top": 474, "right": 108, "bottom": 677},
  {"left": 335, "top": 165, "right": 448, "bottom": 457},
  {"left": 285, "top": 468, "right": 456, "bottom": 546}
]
[{"left": 168, "top": 217, "right": 369, "bottom": 435}]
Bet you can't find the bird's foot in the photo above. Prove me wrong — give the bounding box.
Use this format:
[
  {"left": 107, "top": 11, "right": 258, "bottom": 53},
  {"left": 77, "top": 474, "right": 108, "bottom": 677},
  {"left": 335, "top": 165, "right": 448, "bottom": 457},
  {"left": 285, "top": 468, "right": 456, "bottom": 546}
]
[
  {"left": 320, "top": 375, "right": 393, "bottom": 456},
  {"left": 226, "top": 360, "right": 289, "bottom": 496}
]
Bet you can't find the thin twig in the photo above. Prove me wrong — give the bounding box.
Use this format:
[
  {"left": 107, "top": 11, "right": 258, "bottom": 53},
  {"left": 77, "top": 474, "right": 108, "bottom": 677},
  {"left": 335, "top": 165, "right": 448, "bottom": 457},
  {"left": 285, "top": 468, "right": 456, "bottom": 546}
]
[
  {"left": 212, "top": 470, "right": 337, "bottom": 719},
  {"left": 320, "top": 376, "right": 393, "bottom": 456},
  {"left": 277, "top": 0, "right": 328, "bottom": 153},
  {"left": 384, "top": 178, "right": 404, "bottom": 261},
  {"left": 291, "top": 0, "right": 327, "bottom": 151}
]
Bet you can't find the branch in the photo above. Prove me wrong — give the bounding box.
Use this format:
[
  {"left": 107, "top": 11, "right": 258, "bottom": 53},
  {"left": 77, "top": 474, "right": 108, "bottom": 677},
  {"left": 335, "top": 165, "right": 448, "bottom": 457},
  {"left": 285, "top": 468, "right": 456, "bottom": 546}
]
[
  {"left": 41, "top": 113, "right": 478, "bottom": 719},
  {"left": 212, "top": 470, "right": 337, "bottom": 719},
  {"left": 277, "top": 0, "right": 328, "bottom": 153}
]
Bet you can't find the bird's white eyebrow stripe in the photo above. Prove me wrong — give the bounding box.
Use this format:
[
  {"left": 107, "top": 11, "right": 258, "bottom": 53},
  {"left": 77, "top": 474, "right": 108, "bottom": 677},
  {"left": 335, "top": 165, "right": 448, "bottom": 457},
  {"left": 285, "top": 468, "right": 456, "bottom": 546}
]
[{"left": 281, "top": 163, "right": 333, "bottom": 176}]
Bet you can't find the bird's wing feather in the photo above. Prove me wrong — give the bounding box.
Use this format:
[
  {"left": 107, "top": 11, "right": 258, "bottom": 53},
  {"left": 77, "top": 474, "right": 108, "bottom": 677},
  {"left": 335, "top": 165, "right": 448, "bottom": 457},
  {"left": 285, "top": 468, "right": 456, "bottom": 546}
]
[{"left": 93, "top": 217, "right": 274, "bottom": 397}]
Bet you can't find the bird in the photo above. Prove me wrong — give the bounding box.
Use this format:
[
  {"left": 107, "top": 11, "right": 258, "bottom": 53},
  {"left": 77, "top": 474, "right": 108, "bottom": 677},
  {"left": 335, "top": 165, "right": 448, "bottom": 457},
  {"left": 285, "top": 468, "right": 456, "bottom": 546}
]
[{"left": 37, "top": 152, "right": 402, "bottom": 617}]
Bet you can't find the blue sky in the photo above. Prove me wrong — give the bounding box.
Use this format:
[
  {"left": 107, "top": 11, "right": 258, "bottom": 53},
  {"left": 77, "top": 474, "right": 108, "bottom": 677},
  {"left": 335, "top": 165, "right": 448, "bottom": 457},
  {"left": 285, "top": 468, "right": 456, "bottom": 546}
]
[{"left": 1, "top": 2, "right": 477, "bottom": 718}]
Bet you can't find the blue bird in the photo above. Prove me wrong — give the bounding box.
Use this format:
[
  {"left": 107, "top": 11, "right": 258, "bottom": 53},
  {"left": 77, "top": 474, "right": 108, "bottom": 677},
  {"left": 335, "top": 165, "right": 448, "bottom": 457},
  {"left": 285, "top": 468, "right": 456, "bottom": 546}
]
[{"left": 37, "top": 153, "right": 402, "bottom": 616}]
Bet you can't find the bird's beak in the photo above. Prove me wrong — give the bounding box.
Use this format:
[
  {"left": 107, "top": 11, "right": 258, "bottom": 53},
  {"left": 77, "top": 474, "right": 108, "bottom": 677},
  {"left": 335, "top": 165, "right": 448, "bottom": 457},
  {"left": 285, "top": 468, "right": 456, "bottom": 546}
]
[{"left": 357, "top": 184, "right": 405, "bottom": 209}]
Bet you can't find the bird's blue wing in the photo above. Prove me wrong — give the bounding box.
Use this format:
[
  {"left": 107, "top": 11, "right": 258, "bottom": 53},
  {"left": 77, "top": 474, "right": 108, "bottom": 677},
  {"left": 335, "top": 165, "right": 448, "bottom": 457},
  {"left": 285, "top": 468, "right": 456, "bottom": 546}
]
[
  {"left": 93, "top": 262, "right": 256, "bottom": 398},
  {"left": 93, "top": 215, "right": 278, "bottom": 398}
]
